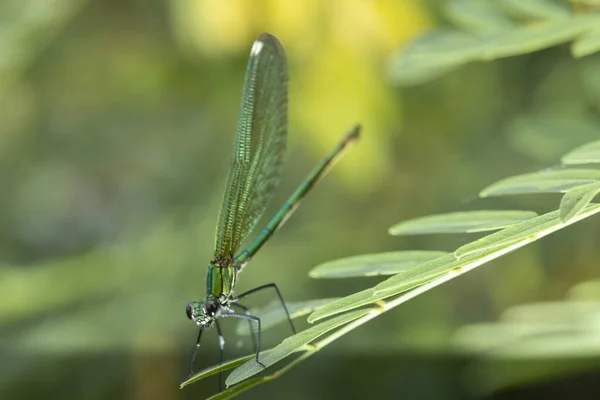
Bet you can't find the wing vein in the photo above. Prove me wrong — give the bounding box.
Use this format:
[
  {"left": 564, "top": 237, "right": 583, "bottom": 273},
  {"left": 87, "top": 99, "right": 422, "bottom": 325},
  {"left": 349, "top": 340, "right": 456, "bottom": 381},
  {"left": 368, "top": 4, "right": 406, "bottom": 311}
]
[{"left": 214, "top": 34, "right": 289, "bottom": 259}]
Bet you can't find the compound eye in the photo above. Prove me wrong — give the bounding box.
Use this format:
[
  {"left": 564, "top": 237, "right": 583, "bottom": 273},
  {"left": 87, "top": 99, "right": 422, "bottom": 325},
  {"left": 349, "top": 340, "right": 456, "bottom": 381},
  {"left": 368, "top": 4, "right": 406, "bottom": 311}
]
[
  {"left": 205, "top": 299, "right": 220, "bottom": 316},
  {"left": 185, "top": 303, "right": 194, "bottom": 320}
]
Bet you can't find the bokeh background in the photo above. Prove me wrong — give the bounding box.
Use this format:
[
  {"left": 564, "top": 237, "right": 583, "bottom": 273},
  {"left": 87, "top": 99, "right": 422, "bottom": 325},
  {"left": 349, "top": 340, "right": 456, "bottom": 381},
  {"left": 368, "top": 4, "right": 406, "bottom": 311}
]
[{"left": 1, "top": 0, "right": 600, "bottom": 399}]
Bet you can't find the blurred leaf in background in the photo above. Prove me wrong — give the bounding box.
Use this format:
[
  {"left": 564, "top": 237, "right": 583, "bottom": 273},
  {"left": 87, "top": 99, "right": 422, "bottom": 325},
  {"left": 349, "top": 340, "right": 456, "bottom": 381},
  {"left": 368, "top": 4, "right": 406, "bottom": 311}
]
[{"left": 456, "top": 279, "right": 600, "bottom": 397}]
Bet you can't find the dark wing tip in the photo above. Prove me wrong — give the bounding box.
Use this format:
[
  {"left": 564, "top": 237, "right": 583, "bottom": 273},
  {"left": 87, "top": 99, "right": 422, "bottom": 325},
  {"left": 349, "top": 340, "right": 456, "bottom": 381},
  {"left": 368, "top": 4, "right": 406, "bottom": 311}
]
[
  {"left": 347, "top": 124, "right": 361, "bottom": 141},
  {"left": 258, "top": 32, "right": 278, "bottom": 42}
]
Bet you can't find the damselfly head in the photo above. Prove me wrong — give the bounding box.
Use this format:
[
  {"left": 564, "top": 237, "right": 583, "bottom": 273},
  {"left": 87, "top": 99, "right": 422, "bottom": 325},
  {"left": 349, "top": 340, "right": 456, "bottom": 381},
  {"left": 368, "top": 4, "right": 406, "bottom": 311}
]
[{"left": 186, "top": 298, "right": 221, "bottom": 327}]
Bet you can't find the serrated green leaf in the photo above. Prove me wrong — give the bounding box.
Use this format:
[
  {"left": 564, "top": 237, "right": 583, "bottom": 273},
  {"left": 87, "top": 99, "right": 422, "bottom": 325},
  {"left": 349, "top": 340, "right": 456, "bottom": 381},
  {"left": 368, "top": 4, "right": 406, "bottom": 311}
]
[
  {"left": 496, "top": 0, "right": 570, "bottom": 20},
  {"left": 235, "top": 299, "right": 337, "bottom": 335},
  {"left": 559, "top": 182, "right": 600, "bottom": 223},
  {"left": 180, "top": 354, "right": 255, "bottom": 388},
  {"left": 454, "top": 205, "right": 600, "bottom": 259},
  {"left": 389, "top": 210, "right": 537, "bottom": 235},
  {"left": 562, "top": 140, "right": 600, "bottom": 164},
  {"left": 445, "top": 0, "right": 514, "bottom": 34},
  {"left": 480, "top": 169, "right": 600, "bottom": 197},
  {"left": 309, "top": 251, "right": 447, "bottom": 279},
  {"left": 226, "top": 310, "right": 369, "bottom": 386},
  {"left": 572, "top": 29, "right": 600, "bottom": 57}
]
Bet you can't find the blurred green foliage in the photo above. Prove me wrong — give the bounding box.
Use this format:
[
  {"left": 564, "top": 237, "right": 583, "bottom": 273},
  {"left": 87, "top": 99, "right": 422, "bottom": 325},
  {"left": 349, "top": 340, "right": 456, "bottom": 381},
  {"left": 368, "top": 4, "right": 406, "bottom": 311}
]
[{"left": 2, "top": 0, "right": 600, "bottom": 399}]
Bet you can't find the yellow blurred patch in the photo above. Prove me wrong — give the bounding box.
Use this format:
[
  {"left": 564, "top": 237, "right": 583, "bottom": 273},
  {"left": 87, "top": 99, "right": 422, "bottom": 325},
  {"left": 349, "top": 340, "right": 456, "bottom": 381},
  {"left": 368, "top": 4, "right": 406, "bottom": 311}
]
[
  {"left": 291, "top": 41, "right": 396, "bottom": 192},
  {"left": 170, "top": 0, "right": 254, "bottom": 55},
  {"left": 170, "top": 0, "right": 431, "bottom": 192}
]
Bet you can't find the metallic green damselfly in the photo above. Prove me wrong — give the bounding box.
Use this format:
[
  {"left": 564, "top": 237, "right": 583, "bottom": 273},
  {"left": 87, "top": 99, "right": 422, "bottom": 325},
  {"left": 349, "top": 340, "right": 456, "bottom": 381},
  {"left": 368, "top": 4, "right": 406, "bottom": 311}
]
[{"left": 185, "top": 33, "right": 360, "bottom": 386}]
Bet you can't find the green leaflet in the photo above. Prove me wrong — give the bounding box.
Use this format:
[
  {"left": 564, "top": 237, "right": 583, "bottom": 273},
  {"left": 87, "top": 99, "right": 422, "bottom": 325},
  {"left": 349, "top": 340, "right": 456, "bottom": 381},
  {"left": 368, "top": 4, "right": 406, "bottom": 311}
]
[
  {"left": 180, "top": 354, "right": 255, "bottom": 388},
  {"left": 235, "top": 299, "right": 338, "bottom": 335},
  {"left": 480, "top": 169, "right": 600, "bottom": 197},
  {"left": 226, "top": 310, "right": 369, "bottom": 386},
  {"left": 559, "top": 183, "right": 600, "bottom": 223},
  {"left": 389, "top": 210, "right": 537, "bottom": 235},
  {"left": 562, "top": 140, "right": 600, "bottom": 164},
  {"left": 309, "top": 251, "right": 447, "bottom": 279}
]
